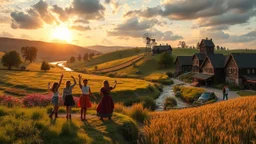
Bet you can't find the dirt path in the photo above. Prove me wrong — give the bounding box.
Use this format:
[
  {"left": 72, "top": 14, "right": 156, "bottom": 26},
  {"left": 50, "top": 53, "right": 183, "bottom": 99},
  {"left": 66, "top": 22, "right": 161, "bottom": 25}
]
[{"left": 171, "top": 78, "right": 240, "bottom": 101}]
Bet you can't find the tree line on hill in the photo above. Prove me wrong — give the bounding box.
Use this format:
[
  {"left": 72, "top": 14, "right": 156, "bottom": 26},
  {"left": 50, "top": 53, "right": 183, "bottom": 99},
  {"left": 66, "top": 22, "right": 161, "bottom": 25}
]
[
  {"left": 68, "top": 52, "right": 96, "bottom": 63},
  {"left": 178, "top": 41, "right": 229, "bottom": 50},
  {"left": 0, "top": 46, "right": 78, "bottom": 72}
]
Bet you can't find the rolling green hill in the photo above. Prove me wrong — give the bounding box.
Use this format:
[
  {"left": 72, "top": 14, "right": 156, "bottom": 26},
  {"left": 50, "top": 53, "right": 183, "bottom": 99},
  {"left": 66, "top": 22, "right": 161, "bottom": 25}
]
[{"left": 67, "top": 48, "right": 144, "bottom": 71}]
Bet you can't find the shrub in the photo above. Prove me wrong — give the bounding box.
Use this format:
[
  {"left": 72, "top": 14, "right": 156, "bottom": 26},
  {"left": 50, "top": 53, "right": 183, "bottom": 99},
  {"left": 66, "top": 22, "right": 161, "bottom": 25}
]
[
  {"left": 31, "top": 111, "right": 43, "bottom": 120},
  {"left": 127, "top": 103, "right": 149, "bottom": 123},
  {"left": 0, "top": 95, "right": 21, "bottom": 107},
  {"left": 154, "top": 83, "right": 163, "bottom": 92},
  {"left": 22, "top": 93, "right": 79, "bottom": 107},
  {"left": 142, "top": 97, "right": 156, "bottom": 111},
  {"left": 119, "top": 121, "right": 139, "bottom": 143},
  {"left": 179, "top": 86, "right": 205, "bottom": 103},
  {"left": 114, "top": 103, "right": 128, "bottom": 115},
  {"left": 164, "top": 97, "right": 177, "bottom": 110},
  {"left": 173, "top": 85, "right": 181, "bottom": 93},
  {"left": 166, "top": 72, "right": 173, "bottom": 78},
  {"left": 4, "top": 88, "right": 27, "bottom": 96}
]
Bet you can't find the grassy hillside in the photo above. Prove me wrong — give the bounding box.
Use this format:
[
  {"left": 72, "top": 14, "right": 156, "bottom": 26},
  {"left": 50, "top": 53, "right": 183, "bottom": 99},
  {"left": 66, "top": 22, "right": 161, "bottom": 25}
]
[
  {"left": 85, "top": 45, "right": 134, "bottom": 53},
  {"left": 0, "top": 62, "right": 160, "bottom": 105},
  {"left": 68, "top": 48, "right": 143, "bottom": 70},
  {"left": 0, "top": 107, "right": 138, "bottom": 144},
  {"left": 0, "top": 37, "right": 99, "bottom": 61},
  {"left": 140, "top": 96, "right": 256, "bottom": 143}
]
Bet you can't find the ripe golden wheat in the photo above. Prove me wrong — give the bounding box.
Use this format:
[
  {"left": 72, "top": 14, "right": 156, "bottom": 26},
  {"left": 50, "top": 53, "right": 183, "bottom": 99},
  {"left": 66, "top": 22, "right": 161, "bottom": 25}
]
[{"left": 139, "top": 96, "right": 256, "bottom": 144}]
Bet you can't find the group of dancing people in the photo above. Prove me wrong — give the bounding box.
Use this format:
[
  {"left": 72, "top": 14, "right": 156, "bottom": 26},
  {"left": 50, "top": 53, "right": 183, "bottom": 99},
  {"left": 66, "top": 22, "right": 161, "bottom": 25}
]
[{"left": 48, "top": 74, "right": 116, "bottom": 121}]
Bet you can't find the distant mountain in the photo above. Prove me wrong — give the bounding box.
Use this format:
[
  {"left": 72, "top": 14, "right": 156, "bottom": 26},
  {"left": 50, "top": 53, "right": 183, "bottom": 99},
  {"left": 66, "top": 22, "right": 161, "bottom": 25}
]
[
  {"left": 0, "top": 37, "right": 99, "bottom": 61},
  {"left": 84, "top": 45, "right": 134, "bottom": 53}
]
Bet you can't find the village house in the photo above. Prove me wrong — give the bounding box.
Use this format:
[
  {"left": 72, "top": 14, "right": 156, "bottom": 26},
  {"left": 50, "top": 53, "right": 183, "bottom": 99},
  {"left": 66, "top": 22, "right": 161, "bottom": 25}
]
[
  {"left": 192, "top": 38, "right": 215, "bottom": 73},
  {"left": 174, "top": 56, "right": 193, "bottom": 76},
  {"left": 193, "top": 54, "right": 226, "bottom": 86},
  {"left": 152, "top": 44, "right": 172, "bottom": 55},
  {"left": 225, "top": 53, "right": 256, "bottom": 89}
]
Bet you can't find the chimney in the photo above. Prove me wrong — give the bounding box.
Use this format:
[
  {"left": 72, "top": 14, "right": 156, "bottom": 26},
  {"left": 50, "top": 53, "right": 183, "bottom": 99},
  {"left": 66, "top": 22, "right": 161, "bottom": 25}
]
[
  {"left": 160, "top": 44, "right": 161, "bottom": 46},
  {"left": 166, "top": 43, "right": 168, "bottom": 45},
  {"left": 206, "top": 37, "right": 208, "bottom": 40},
  {"left": 210, "top": 38, "right": 212, "bottom": 41}
]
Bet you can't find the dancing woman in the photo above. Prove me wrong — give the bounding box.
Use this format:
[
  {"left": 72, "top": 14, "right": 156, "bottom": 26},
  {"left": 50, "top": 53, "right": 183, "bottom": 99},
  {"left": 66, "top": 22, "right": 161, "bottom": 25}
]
[
  {"left": 97, "top": 80, "right": 117, "bottom": 121},
  {"left": 48, "top": 74, "right": 63, "bottom": 118}
]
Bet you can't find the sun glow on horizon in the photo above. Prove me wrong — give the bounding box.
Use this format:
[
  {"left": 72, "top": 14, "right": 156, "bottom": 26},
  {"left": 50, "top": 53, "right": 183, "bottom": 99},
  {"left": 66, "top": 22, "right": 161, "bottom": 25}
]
[{"left": 52, "top": 25, "right": 72, "bottom": 43}]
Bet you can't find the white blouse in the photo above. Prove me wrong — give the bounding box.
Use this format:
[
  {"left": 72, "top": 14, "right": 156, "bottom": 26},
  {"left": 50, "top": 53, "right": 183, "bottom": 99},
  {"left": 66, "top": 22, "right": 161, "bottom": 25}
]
[
  {"left": 81, "top": 86, "right": 90, "bottom": 94},
  {"left": 53, "top": 91, "right": 59, "bottom": 97}
]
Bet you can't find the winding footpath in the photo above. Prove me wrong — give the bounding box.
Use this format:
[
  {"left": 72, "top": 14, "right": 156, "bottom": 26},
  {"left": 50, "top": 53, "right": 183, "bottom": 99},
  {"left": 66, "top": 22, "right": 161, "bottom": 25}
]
[{"left": 156, "top": 78, "right": 241, "bottom": 111}]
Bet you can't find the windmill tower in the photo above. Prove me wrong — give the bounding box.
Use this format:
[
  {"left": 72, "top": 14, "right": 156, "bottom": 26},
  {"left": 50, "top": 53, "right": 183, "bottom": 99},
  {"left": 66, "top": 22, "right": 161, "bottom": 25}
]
[{"left": 143, "top": 33, "right": 156, "bottom": 57}]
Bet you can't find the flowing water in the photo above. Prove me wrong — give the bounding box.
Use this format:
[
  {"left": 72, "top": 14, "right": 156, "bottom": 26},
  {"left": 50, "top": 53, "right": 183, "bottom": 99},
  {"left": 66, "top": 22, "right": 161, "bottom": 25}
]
[{"left": 49, "top": 61, "right": 73, "bottom": 72}]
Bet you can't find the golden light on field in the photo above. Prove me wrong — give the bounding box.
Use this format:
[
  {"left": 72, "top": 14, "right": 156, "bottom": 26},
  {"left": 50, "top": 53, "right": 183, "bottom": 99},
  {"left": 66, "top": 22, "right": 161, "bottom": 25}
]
[{"left": 52, "top": 25, "right": 72, "bottom": 43}]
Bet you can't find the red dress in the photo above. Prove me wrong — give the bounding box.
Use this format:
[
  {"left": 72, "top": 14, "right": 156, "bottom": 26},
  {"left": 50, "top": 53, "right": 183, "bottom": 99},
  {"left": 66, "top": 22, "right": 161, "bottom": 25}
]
[
  {"left": 97, "top": 87, "right": 114, "bottom": 117},
  {"left": 78, "top": 94, "right": 92, "bottom": 108}
]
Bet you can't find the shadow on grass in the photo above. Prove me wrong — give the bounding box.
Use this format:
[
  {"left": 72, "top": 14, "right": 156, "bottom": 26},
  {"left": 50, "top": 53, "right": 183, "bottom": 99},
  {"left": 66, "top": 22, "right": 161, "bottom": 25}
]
[{"left": 41, "top": 120, "right": 86, "bottom": 144}]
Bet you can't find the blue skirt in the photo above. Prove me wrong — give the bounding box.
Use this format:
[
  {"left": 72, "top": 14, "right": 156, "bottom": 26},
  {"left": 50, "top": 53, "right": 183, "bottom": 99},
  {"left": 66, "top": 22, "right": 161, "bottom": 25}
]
[{"left": 52, "top": 97, "right": 59, "bottom": 106}]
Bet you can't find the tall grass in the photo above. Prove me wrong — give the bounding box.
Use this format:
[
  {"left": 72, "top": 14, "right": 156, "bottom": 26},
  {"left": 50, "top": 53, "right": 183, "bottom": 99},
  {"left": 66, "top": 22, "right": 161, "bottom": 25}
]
[
  {"left": 139, "top": 96, "right": 256, "bottom": 144},
  {"left": 173, "top": 86, "right": 205, "bottom": 103}
]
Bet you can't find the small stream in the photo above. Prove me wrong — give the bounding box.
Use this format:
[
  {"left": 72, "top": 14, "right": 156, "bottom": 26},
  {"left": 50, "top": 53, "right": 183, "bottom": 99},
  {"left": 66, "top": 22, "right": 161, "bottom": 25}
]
[
  {"left": 155, "top": 79, "right": 191, "bottom": 111},
  {"left": 49, "top": 61, "right": 73, "bottom": 72}
]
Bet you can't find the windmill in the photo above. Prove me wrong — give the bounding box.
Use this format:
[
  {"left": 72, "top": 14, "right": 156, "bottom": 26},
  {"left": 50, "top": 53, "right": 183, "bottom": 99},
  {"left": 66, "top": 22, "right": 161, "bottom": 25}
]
[{"left": 143, "top": 33, "right": 157, "bottom": 57}]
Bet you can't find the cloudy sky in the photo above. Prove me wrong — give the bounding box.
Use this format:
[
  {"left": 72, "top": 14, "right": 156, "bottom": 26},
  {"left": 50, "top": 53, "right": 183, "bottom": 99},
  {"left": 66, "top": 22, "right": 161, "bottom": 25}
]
[{"left": 0, "top": 0, "right": 256, "bottom": 49}]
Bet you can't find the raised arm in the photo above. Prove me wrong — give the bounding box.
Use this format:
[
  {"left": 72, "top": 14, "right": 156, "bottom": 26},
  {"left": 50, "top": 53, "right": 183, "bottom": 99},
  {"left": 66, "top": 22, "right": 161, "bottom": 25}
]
[
  {"left": 48, "top": 82, "right": 52, "bottom": 92},
  {"left": 78, "top": 74, "right": 82, "bottom": 89},
  {"left": 57, "top": 74, "right": 64, "bottom": 90},
  {"left": 112, "top": 80, "right": 117, "bottom": 90},
  {"left": 71, "top": 76, "right": 77, "bottom": 88}
]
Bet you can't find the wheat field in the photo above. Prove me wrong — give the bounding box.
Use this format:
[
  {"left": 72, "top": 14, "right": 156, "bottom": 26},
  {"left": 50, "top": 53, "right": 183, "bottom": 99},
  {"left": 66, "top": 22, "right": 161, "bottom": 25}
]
[{"left": 140, "top": 96, "right": 256, "bottom": 144}]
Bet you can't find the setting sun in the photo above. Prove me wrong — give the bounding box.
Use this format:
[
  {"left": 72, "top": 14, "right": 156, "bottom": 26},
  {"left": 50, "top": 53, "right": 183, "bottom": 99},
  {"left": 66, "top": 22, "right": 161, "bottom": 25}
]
[{"left": 52, "top": 25, "right": 72, "bottom": 43}]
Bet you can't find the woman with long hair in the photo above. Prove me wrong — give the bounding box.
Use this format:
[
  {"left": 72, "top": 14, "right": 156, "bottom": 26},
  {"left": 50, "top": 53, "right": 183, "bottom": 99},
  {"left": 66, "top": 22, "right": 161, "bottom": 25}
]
[
  {"left": 48, "top": 74, "right": 63, "bottom": 118},
  {"left": 97, "top": 80, "right": 117, "bottom": 121},
  {"left": 78, "top": 74, "right": 95, "bottom": 121},
  {"left": 62, "top": 76, "right": 77, "bottom": 119}
]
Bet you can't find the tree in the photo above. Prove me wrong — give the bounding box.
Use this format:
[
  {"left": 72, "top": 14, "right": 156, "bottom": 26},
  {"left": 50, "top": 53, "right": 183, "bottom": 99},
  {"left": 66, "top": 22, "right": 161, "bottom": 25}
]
[
  {"left": 158, "top": 52, "right": 173, "bottom": 68},
  {"left": 70, "top": 56, "right": 76, "bottom": 63},
  {"left": 196, "top": 42, "right": 200, "bottom": 49},
  {"left": 192, "top": 46, "right": 196, "bottom": 49},
  {"left": 89, "top": 53, "right": 95, "bottom": 59},
  {"left": 83, "top": 53, "right": 89, "bottom": 61},
  {"left": 135, "top": 47, "right": 140, "bottom": 55},
  {"left": 178, "top": 41, "right": 187, "bottom": 49},
  {"left": 94, "top": 65, "right": 98, "bottom": 71},
  {"left": 21, "top": 46, "right": 38, "bottom": 63},
  {"left": 216, "top": 45, "right": 220, "bottom": 50},
  {"left": 1, "top": 51, "right": 22, "bottom": 70},
  {"left": 41, "top": 61, "right": 50, "bottom": 71},
  {"left": 78, "top": 54, "right": 82, "bottom": 61}
]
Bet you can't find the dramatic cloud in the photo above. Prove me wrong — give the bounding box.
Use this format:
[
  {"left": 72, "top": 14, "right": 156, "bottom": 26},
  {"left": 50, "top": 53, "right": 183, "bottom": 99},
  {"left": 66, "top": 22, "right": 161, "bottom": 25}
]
[
  {"left": 124, "top": 0, "right": 256, "bottom": 30},
  {"left": 70, "top": 25, "right": 91, "bottom": 31},
  {"left": 10, "top": 0, "right": 56, "bottom": 29},
  {"left": 10, "top": 12, "right": 43, "bottom": 29},
  {"left": 52, "top": 5, "right": 68, "bottom": 22},
  {"left": 201, "top": 30, "right": 256, "bottom": 43},
  {"left": 108, "top": 17, "right": 182, "bottom": 41},
  {"left": 67, "top": 0, "right": 105, "bottom": 20}
]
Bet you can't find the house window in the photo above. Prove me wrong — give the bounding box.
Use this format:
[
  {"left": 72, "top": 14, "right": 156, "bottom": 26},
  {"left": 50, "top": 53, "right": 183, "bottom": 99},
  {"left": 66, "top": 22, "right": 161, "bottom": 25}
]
[
  {"left": 247, "top": 69, "right": 251, "bottom": 74},
  {"left": 233, "top": 68, "right": 237, "bottom": 74},
  {"left": 252, "top": 69, "right": 255, "bottom": 74},
  {"left": 229, "top": 68, "right": 232, "bottom": 74}
]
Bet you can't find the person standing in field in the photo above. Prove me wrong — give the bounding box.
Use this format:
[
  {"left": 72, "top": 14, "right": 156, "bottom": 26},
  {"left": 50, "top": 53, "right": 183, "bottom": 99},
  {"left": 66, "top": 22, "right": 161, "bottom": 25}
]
[
  {"left": 224, "top": 86, "right": 229, "bottom": 100},
  {"left": 222, "top": 86, "right": 226, "bottom": 100},
  {"left": 48, "top": 74, "right": 63, "bottom": 118},
  {"left": 97, "top": 80, "right": 117, "bottom": 121},
  {"left": 78, "top": 74, "right": 95, "bottom": 121},
  {"left": 63, "top": 76, "right": 77, "bottom": 119}
]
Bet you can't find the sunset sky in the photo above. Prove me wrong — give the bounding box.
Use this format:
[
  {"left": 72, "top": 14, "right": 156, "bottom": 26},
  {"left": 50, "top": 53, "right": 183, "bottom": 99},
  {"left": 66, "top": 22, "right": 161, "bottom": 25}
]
[{"left": 0, "top": 0, "right": 256, "bottom": 49}]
